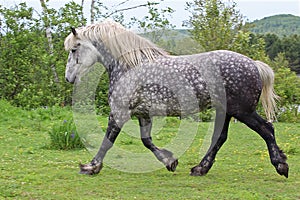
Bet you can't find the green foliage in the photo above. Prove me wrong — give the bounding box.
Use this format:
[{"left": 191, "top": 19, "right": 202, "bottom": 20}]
[
  {"left": 261, "top": 33, "right": 300, "bottom": 74},
  {"left": 48, "top": 118, "right": 85, "bottom": 150},
  {"left": 263, "top": 33, "right": 282, "bottom": 60},
  {"left": 145, "top": 29, "right": 206, "bottom": 55},
  {"left": 270, "top": 54, "right": 300, "bottom": 122},
  {"left": 272, "top": 55, "right": 300, "bottom": 106},
  {"left": 184, "top": 0, "right": 299, "bottom": 123},
  {"left": 1, "top": 1, "right": 299, "bottom": 124},
  {"left": 131, "top": 3, "right": 175, "bottom": 43},
  {"left": 251, "top": 14, "right": 300, "bottom": 37},
  {"left": 0, "top": 2, "right": 86, "bottom": 109},
  {"left": 199, "top": 109, "right": 214, "bottom": 122},
  {"left": 252, "top": 15, "right": 300, "bottom": 74},
  {"left": 185, "top": 0, "right": 268, "bottom": 61},
  {"left": 0, "top": 1, "right": 176, "bottom": 114},
  {"left": 185, "top": 0, "right": 246, "bottom": 51},
  {"left": 280, "top": 35, "right": 300, "bottom": 73},
  {"left": 230, "top": 31, "right": 267, "bottom": 60}
]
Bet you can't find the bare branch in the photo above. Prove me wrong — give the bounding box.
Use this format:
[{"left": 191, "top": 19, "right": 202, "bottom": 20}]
[
  {"left": 105, "top": 2, "right": 159, "bottom": 18},
  {"left": 112, "top": 0, "right": 131, "bottom": 8}
]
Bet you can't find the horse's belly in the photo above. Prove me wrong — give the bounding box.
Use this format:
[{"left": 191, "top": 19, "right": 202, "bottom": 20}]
[{"left": 130, "top": 91, "right": 211, "bottom": 117}]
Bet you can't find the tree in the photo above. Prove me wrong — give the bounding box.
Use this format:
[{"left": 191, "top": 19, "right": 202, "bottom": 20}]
[
  {"left": 230, "top": 31, "right": 267, "bottom": 60},
  {"left": 0, "top": 1, "right": 176, "bottom": 110},
  {"left": 271, "top": 53, "right": 300, "bottom": 122},
  {"left": 130, "top": 4, "right": 175, "bottom": 43},
  {"left": 0, "top": 2, "right": 86, "bottom": 108},
  {"left": 261, "top": 33, "right": 300, "bottom": 74},
  {"left": 184, "top": 0, "right": 300, "bottom": 122},
  {"left": 90, "top": 0, "right": 96, "bottom": 24},
  {"left": 89, "top": 0, "right": 167, "bottom": 25},
  {"left": 263, "top": 33, "right": 282, "bottom": 60},
  {"left": 280, "top": 35, "right": 300, "bottom": 74},
  {"left": 0, "top": 3, "right": 49, "bottom": 106},
  {"left": 185, "top": 0, "right": 268, "bottom": 60},
  {"left": 185, "top": 0, "right": 246, "bottom": 51},
  {"left": 40, "top": 0, "right": 59, "bottom": 83},
  {"left": 250, "top": 14, "right": 300, "bottom": 37},
  {"left": 271, "top": 53, "right": 300, "bottom": 106},
  {"left": 82, "top": 0, "right": 176, "bottom": 115}
]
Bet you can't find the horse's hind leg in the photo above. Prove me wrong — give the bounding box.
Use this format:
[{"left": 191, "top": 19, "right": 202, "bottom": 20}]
[
  {"left": 191, "top": 110, "right": 231, "bottom": 176},
  {"left": 139, "top": 117, "right": 178, "bottom": 172},
  {"left": 235, "top": 111, "right": 289, "bottom": 178}
]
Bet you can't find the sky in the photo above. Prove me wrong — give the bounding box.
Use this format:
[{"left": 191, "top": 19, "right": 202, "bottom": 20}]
[{"left": 1, "top": 0, "right": 300, "bottom": 28}]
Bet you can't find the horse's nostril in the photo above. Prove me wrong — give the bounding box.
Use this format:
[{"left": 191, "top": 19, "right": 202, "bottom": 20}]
[{"left": 65, "top": 77, "right": 69, "bottom": 82}]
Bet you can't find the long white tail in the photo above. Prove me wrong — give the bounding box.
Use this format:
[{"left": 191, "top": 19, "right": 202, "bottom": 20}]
[{"left": 255, "top": 61, "right": 279, "bottom": 121}]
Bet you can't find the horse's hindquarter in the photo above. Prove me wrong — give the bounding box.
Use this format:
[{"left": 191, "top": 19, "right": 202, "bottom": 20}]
[{"left": 213, "top": 50, "right": 262, "bottom": 114}]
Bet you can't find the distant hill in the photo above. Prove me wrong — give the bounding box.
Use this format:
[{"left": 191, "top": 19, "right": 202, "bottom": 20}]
[
  {"left": 170, "top": 14, "right": 300, "bottom": 37},
  {"left": 250, "top": 14, "right": 300, "bottom": 36}
]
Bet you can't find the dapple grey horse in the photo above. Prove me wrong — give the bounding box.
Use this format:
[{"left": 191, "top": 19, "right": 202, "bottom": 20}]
[{"left": 64, "top": 20, "right": 288, "bottom": 178}]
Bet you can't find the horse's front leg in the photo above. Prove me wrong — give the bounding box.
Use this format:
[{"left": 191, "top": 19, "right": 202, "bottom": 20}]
[
  {"left": 79, "top": 114, "right": 122, "bottom": 175},
  {"left": 139, "top": 117, "right": 178, "bottom": 172}
]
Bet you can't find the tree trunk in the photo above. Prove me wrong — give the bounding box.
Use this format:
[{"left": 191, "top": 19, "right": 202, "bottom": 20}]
[
  {"left": 91, "top": 0, "right": 96, "bottom": 24},
  {"left": 39, "top": 0, "right": 60, "bottom": 83},
  {"left": 81, "top": 0, "right": 85, "bottom": 21}
]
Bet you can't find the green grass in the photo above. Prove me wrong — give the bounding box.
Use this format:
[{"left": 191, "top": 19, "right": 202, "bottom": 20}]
[{"left": 0, "top": 100, "right": 299, "bottom": 199}]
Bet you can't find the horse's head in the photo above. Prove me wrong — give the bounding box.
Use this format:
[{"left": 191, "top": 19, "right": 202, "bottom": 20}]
[{"left": 64, "top": 28, "right": 101, "bottom": 83}]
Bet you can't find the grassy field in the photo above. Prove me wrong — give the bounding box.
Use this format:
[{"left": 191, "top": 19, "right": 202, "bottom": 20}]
[{"left": 0, "top": 100, "right": 299, "bottom": 199}]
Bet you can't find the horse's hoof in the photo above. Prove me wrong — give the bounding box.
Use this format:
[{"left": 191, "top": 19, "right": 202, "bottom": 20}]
[
  {"left": 190, "top": 165, "right": 208, "bottom": 176},
  {"left": 79, "top": 162, "right": 103, "bottom": 175},
  {"left": 166, "top": 159, "right": 178, "bottom": 172},
  {"left": 276, "top": 162, "right": 289, "bottom": 178}
]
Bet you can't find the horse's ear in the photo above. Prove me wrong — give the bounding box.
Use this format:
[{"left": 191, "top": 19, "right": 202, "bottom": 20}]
[{"left": 71, "top": 27, "right": 77, "bottom": 36}]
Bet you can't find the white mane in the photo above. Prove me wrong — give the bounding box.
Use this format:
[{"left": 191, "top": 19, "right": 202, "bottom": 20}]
[{"left": 64, "top": 19, "right": 167, "bottom": 68}]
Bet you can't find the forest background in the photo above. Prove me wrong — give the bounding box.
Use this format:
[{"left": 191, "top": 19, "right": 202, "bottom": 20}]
[{"left": 0, "top": 0, "right": 299, "bottom": 122}]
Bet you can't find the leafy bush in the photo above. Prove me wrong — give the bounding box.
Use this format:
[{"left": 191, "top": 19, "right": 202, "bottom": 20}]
[
  {"left": 48, "top": 118, "right": 85, "bottom": 150},
  {"left": 277, "top": 106, "right": 300, "bottom": 123},
  {"left": 0, "top": 2, "right": 83, "bottom": 109},
  {"left": 271, "top": 54, "right": 300, "bottom": 122}
]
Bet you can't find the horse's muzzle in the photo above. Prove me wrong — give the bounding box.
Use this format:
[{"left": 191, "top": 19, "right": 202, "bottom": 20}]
[{"left": 65, "top": 77, "right": 75, "bottom": 84}]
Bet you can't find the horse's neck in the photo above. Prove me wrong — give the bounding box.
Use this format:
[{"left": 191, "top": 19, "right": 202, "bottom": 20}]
[
  {"left": 92, "top": 41, "right": 128, "bottom": 87},
  {"left": 92, "top": 41, "right": 115, "bottom": 70}
]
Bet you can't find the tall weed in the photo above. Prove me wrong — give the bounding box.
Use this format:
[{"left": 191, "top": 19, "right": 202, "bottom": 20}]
[{"left": 48, "top": 118, "right": 85, "bottom": 150}]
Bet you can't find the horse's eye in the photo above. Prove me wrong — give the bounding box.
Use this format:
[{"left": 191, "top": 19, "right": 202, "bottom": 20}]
[{"left": 71, "top": 48, "right": 77, "bottom": 53}]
